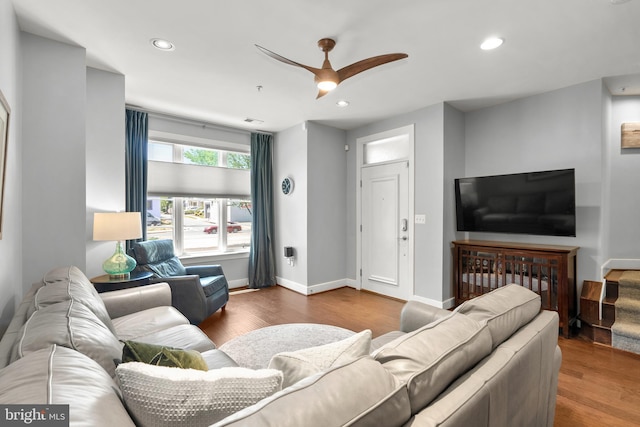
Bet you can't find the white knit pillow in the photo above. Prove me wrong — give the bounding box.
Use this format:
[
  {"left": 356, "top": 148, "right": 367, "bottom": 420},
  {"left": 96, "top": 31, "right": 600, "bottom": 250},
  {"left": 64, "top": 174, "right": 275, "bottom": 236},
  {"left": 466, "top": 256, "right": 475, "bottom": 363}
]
[
  {"left": 268, "top": 329, "right": 372, "bottom": 388},
  {"left": 116, "top": 363, "right": 282, "bottom": 427}
]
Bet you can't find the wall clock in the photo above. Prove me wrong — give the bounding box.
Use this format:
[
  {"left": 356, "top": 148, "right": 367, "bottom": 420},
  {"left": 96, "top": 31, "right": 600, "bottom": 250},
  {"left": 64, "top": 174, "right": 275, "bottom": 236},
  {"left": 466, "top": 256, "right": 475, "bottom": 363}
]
[{"left": 281, "top": 176, "right": 294, "bottom": 195}]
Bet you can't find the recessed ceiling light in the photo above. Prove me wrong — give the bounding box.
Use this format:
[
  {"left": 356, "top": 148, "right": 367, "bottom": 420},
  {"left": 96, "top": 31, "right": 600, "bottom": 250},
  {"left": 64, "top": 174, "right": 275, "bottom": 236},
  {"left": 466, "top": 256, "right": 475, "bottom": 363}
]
[
  {"left": 480, "top": 37, "right": 504, "bottom": 50},
  {"left": 150, "top": 38, "right": 175, "bottom": 51},
  {"left": 336, "top": 100, "right": 350, "bottom": 108}
]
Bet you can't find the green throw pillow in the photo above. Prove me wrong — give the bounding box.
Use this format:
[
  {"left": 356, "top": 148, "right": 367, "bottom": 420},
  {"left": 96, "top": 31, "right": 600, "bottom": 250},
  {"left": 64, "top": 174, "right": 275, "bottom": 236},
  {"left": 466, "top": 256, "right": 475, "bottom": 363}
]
[{"left": 121, "top": 341, "right": 208, "bottom": 371}]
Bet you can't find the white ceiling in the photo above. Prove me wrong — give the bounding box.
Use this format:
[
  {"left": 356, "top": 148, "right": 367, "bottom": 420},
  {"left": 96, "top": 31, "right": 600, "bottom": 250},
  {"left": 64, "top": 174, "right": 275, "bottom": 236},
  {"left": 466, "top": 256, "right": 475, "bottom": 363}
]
[{"left": 12, "top": 0, "right": 640, "bottom": 132}]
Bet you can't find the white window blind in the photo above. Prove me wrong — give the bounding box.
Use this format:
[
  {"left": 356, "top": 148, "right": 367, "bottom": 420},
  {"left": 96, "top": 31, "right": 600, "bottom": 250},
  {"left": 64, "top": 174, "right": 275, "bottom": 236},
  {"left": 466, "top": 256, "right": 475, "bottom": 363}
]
[{"left": 147, "top": 160, "right": 251, "bottom": 199}]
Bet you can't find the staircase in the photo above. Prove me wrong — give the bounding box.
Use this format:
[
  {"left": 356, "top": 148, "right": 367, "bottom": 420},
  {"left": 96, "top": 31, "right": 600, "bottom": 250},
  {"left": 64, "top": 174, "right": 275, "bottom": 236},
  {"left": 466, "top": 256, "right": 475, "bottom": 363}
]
[
  {"left": 579, "top": 269, "right": 640, "bottom": 353},
  {"left": 611, "top": 271, "right": 640, "bottom": 353}
]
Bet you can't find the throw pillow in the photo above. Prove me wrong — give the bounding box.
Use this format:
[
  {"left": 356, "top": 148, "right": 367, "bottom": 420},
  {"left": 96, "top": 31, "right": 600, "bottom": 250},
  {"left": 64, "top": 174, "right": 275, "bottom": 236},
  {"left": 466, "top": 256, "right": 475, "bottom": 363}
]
[
  {"left": 268, "top": 329, "right": 372, "bottom": 388},
  {"left": 121, "top": 340, "right": 208, "bottom": 371},
  {"left": 116, "top": 362, "right": 283, "bottom": 427}
]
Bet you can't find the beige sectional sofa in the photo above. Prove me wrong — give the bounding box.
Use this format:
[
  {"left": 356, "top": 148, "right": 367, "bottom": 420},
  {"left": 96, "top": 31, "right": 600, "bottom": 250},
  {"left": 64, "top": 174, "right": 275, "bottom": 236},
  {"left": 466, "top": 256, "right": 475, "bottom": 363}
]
[{"left": 0, "top": 266, "right": 561, "bottom": 427}]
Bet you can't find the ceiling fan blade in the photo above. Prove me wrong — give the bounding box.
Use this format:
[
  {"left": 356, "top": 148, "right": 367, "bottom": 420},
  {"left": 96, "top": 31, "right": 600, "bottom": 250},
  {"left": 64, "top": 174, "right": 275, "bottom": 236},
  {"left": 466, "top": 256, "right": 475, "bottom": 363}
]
[
  {"left": 337, "top": 53, "right": 408, "bottom": 82},
  {"left": 255, "top": 44, "right": 321, "bottom": 76},
  {"left": 316, "top": 89, "right": 330, "bottom": 99}
]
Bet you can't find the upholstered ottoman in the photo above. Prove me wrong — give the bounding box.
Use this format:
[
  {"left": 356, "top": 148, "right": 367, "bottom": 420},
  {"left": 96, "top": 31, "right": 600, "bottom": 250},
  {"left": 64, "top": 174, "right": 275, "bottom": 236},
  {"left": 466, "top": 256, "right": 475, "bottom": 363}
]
[{"left": 218, "top": 323, "right": 355, "bottom": 369}]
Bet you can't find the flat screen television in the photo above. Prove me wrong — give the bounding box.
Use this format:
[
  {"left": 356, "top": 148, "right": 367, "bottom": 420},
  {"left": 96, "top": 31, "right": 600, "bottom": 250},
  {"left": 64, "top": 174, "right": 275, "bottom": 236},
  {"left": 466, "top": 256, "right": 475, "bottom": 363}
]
[{"left": 455, "top": 169, "right": 576, "bottom": 237}]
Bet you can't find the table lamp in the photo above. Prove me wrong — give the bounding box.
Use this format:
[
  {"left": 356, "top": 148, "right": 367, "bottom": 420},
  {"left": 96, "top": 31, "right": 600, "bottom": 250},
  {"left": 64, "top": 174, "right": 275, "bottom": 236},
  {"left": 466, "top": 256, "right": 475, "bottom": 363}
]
[{"left": 93, "top": 212, "right": 143, "bottom": 279}]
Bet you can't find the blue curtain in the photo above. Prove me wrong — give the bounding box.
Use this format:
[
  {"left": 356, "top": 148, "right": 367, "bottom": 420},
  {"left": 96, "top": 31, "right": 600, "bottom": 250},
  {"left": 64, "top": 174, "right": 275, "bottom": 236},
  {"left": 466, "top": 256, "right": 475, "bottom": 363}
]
[
  {"left": 125, "top": 109, "right": 148, "bottom": 245},
  {"left": 249, "top": 133, "right": 276, "bottom": 288}
]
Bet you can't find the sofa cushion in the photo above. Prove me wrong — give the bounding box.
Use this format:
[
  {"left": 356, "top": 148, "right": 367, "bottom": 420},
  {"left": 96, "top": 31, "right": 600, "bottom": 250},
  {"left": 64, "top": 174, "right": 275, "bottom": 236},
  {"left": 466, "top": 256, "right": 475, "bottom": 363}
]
[
  {"left": 201, "top": 349, "right": 240, "bottom": 369},
  {"left": 11, "top": 299, "right": 123, "bottom": 378},
  {"left": 373, "top": 312, "right": 492, "bottom": 415},
  {"left": 116, "top": 362, "right": 283, "bottom": 427},
  {"left": 453, "top": 284, "right": 541, "bottom": 349},
  {"left": 268, "top": 329, "right": 371, "bottom": 388},
  {"left": 213, "top": 356, "right": 410, "bottom": 427},
  {"left": 126, "top": 324, "right": 217, "bottom": 353},
  {"left": 371, "top": 331, "right": 405, "bottom": 352},
  {"left": 110, "top": 305, "right": 190, "bottom": 341},
  {"left": 0, "top": 345, "right": 135, "bottom": 426},
  {"left": 121, "top": 340, "right": 208, "bottom": 371},
  {"left": 30, "top": 266, "right": 117, "bottom": 335}
]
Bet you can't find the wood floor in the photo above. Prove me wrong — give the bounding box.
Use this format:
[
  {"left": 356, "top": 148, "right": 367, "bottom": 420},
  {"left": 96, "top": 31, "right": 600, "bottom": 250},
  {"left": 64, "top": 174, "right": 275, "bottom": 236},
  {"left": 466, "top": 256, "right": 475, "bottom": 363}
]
[{"left": 199, "top": 286, "right": 640, "bottom": 427}]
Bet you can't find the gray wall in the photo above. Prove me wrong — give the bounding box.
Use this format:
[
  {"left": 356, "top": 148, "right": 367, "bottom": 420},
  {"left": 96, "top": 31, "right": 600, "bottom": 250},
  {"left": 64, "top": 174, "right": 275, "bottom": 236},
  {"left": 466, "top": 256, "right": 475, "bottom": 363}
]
[
  {"left": 85, "top": 68, "right": 126, "bottom": 279},
  {"left": 442, "top": 104, "right": 466, "bottom": 301},
  {"left": 274, "top": 123, "right": 308, "bottom": 288},
  {"left": 605, "top": 95, "right": 640, "bottom": 258},
  {"left": 21, "top": 33, "right": 87, "bottom": 287},
  {"left": 463, "top": 79, "right": 606, "bottom": 290},
  {"left": 307, "top": 122, "right": 347, "bottom": 287},
  {"left": 0, "top": 0, "right": 23, "bottom": 335},
  {"left": 273, "top": 121, "right": 348, "bottom": 292}
]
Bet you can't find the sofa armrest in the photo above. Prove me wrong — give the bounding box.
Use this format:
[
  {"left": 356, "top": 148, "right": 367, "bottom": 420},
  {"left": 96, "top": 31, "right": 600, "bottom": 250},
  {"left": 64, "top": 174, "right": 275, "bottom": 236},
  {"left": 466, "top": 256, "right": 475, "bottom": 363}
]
[
  {"left": 100, "top": 283, "right": 172, "bottom": 319},
  {"left": 400, "top": 300, "right": 452, "bottom": 333},
  {"left": 185, "top": 264, "right": 224, "bottom": 278}
]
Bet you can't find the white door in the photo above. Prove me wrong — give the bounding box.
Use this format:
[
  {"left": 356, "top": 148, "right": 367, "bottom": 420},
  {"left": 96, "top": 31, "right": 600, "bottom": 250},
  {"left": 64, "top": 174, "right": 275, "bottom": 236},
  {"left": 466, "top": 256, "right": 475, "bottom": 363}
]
[{"left": 361, "top": 161, "right": 412, "bottom": 300}]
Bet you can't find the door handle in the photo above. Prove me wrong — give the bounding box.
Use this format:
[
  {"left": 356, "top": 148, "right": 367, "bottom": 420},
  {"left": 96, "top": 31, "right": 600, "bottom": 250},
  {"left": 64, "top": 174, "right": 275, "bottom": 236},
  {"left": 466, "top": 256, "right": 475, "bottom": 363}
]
[{"left": 401, "top": 218, "right": 408, "bottom": 232}]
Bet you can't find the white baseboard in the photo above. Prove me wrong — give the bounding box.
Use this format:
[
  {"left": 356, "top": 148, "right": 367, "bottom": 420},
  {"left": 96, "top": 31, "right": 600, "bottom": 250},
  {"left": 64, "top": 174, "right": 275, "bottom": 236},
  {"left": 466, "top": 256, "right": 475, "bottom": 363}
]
[
  {"left": 274, "top": 277, "right": 454, "bottom": 309},
  {"left": 276, "top": 276, "right": 309, "bottom": 295},
  {"left": 345, "top": 278, "right": 359, "bottom": 290},
  {"left": 228, "top": 278, "right": 248, "bottom": 289},
  {"left": 410, "top": 295, "right": 455, "bottom": 310},
  {"left": 276, "top": 277, "right": 348, "bottom": 296}
]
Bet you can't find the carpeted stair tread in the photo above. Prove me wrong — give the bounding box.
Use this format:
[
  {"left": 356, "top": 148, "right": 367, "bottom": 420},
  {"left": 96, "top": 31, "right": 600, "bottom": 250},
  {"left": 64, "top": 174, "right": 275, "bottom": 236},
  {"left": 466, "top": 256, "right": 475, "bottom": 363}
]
[
  {"left": 619, "top": 270, "right": 640, "bottom": 284},
  {"left": 611, "top": 321, "right": 640, "bottom": 338},
  {"left": 619, "top": 271, "right": 640, "bottom": 297},
  {"left": 614, "top": 297, "right": 640, "bottom": 312},
  {"left": 612, "top": 271, "right": 640, "bottom": 355}
]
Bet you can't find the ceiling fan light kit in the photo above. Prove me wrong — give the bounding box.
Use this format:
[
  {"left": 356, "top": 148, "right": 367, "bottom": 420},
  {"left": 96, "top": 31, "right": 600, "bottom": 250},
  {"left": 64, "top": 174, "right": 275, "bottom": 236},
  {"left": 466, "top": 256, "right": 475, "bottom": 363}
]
[{"left": 255, "top": 38, "right": 408, "bottom": 98}]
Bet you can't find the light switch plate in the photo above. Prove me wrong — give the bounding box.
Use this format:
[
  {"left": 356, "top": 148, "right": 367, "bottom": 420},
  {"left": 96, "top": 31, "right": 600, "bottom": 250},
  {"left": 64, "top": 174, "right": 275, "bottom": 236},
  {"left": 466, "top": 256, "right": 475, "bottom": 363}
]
[{"left": 415, "top": 214, "right": 426, "bottom": 224}]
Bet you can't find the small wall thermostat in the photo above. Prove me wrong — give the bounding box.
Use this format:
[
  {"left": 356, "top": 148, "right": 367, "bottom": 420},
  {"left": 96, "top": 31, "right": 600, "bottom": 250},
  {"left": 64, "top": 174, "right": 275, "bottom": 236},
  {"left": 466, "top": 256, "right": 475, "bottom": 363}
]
[{"left": 281, "top": 176, "right": 294, "bottom": 195}]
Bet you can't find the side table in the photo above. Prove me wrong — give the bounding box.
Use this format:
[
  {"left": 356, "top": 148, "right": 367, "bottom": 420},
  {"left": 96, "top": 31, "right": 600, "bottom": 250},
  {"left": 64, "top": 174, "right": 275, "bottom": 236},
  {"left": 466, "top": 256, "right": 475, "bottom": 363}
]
[{"left": 90, "top": 271, "right": 154, "bottom": 293}]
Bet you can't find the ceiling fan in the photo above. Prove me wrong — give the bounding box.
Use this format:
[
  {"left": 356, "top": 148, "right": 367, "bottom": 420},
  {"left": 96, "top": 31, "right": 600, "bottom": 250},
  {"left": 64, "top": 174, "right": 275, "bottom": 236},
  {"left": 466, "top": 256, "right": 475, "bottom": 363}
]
[{"left": 255, "top": 38, "right": 408, "bottom": 99}]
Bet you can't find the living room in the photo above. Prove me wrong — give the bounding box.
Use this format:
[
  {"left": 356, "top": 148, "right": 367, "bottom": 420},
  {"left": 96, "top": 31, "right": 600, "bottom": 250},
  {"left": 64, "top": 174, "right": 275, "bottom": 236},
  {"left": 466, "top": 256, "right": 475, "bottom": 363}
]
[{"left": 0, "top": 0, "right": 639, "bottom": 425}]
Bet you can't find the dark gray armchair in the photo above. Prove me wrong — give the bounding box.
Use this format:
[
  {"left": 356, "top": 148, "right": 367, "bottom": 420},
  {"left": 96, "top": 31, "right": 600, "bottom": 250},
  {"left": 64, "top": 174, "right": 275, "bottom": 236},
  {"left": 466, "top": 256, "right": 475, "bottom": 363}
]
[{"left": 129, "top": 239, "right": 229, "bottom": 325}]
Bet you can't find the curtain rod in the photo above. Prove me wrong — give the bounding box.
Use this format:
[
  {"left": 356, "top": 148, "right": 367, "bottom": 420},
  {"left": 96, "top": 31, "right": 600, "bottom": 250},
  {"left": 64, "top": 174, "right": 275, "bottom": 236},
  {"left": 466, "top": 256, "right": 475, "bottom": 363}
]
[{"left": 125, "top": 104, "right": 273, "bottom": 136}]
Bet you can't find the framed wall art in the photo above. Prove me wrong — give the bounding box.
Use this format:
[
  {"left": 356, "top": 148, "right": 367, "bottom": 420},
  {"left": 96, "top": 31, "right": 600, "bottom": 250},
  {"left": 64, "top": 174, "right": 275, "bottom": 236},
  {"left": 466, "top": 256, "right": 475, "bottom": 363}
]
[
  {"left": 0, "top": 89, "right": 11, "bottom": 240},
  {"left": 621, "top": 122, "right": 640, "bottom": 149}
]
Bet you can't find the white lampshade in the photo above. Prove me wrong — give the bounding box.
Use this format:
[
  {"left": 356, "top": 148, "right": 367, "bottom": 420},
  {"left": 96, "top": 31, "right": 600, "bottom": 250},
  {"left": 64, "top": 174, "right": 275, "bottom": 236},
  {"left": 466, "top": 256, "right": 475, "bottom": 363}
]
[{"left": 93, "top": 212, "right": 142, "bottom": 241}]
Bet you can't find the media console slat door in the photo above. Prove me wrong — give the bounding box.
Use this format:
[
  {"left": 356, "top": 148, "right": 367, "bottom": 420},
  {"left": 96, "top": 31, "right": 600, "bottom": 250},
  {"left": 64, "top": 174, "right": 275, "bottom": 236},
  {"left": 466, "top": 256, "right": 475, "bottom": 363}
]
[{"left": 452, "top": 240, "right": 579, "bottom": 338}]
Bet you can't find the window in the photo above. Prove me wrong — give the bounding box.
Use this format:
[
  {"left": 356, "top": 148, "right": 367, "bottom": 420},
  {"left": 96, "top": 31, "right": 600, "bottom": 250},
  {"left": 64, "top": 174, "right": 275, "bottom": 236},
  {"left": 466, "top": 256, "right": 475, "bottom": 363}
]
[{"left": 146, "top": 140, "right": 252, "bottom": 257}]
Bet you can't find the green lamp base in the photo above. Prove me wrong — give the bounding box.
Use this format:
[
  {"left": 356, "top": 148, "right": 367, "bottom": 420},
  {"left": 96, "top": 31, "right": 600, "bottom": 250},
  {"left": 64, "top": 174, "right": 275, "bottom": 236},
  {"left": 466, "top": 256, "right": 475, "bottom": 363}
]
[{"left": 103, "top": 241, "right": 137, "bottom": 279}]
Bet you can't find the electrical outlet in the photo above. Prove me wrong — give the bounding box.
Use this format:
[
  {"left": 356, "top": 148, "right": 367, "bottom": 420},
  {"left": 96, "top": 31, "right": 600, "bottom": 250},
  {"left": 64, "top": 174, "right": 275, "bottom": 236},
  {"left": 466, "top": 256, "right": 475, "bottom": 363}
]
[{"left": 415, "top": 214, "right": 426, "bottom": 224}]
